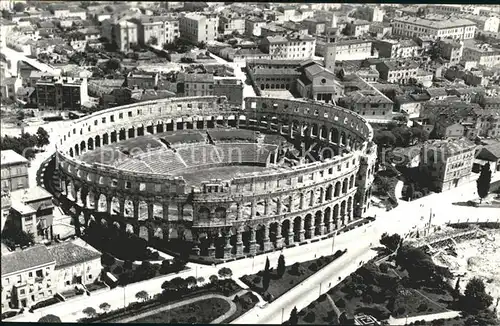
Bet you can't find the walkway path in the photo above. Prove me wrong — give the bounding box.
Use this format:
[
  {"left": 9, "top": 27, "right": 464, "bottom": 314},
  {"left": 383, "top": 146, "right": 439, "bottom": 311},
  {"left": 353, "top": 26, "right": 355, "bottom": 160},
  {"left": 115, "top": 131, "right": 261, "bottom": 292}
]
[{"left": 116, "top": 289, "right": 246, "bottom": 324}]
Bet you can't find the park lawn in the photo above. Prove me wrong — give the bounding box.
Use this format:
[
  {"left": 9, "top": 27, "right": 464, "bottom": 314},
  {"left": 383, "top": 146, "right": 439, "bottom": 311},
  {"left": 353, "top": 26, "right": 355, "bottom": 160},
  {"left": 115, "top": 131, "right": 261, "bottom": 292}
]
[
  {"left": 133, "top": 298, "right": 230, "bottom": 324},
  {"left": 241, "top": 252, "right": 345, "bottom": 302},
  {"left": 297, "top": 294, "right": 337, "bottom": 324},
  {"left": 222, "top": 292, "right": 259, "bottom": 323}
]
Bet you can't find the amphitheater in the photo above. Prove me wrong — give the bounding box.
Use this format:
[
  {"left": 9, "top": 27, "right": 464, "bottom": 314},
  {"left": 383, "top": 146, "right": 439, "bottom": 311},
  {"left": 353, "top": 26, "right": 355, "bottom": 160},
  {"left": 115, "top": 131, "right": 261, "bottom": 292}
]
[{"left": 54, "top": 96, "right": 377, "bottom": 260}]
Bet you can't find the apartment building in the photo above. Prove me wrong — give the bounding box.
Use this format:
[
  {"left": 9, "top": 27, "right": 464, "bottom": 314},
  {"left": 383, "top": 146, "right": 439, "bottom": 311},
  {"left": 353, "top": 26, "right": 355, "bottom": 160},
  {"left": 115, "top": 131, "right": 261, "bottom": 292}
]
[
  {"left": 247, "top": 59, "right": 302, "bottom": 93},
  {"left": 374, "top": 39, "right": 421, "bottom": 59},
  {"left": 134, "top": 16, "right": 179, "bottom": 46},
  {"left": 1, "top": 246, "right": 56, "bottom": 310},
  {"left": 36, "top": 76, "right": 89, "bottom": 110},
  {"left": 0, "top": 150, "right": 29, "bottom": 192},
  {"left": 1, "top": 240, "right": 102, "bottom": 311},
  {"left": 260, "top": 34, "right": 316, "bottom": 60},
  {"left": 462, "top": 41, "right": 500, "bottom": 68},
  {"left": 101, "top": 18, "right": 139, "bottom": 52},
  {"left": 419, "top": 138, "right": 476, "bottom": 192},
  {"left": 458, "top": 14, "right": 500, "bottom": 33},
  {"left": 301, "top": 18, "right": 328, "bottom": 35},
  {"left": 392, "top": 15, "right": 476, "bottom": 40},
  {"left": 369, "top": 22, "right": 392, "bottom": 38},
  {"left": 126, "top": 71, "right": 159, "bottom": 89},
  {"left": 9, "top": 186, "right": 54, "bottom": 242},
  {"left": 179, "top": 13, "right": 218, "bottom": 44},
  {"left": 376, "top": 60, "right": 419, "bottom": 84},
  {"left": 218, "top": 10, "right": 245, "bottom": 35},
  {"left": 245, "top": 16, "right": 266, "bottom": 37},
  {"left": 323, "top": 39, "right": 375, "bottom": 69},
  {"left": 182, "top": 73, "right": 215, "bottom": 97},
  {"left": 437, "top": 38, "right": 464, "bottom": 65},
  {"left": 213, "top": 77, "right": 243, "bottom": 106},
  {"left": 345, "top": 20, "right": 371, "bottom": 37},
  {"left": 339, "top": 89, "right": 394, "bottom": 118}
]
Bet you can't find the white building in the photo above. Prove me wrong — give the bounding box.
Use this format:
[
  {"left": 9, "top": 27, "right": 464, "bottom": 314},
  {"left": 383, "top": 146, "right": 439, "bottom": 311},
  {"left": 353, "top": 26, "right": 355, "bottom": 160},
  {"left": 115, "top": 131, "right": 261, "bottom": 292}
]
[
  {"left": 392, "top": 15, "right": 476, "bottom": 40},
  {"left": 462, "top": 41, "right": 500, "bottom": 68},
  {"left": 260, "top": 34, "right": 316, "bottom": 60},
  {"left": 179, "top": 13, "right": 218, "bottom": 44},
  {"left": 324, "top": 39, "right": 375, "bottom": 70}
]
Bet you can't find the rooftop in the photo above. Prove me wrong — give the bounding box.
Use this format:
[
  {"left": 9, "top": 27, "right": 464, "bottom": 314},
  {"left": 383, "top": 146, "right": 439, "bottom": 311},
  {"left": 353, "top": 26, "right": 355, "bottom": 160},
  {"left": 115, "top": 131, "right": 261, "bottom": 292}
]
[
  {"left": 0, "top": 150, "right": 28, "bottom": 166},
  {"left": 422, "top": 138, "right": 476, "bottom": 156},
  {"left": 183, "top": 73, "right": 215, "bottom": 83},
  {"left": 1, "top": 245, "right": 55, "bottom": 276},
  {"left": 47, "top": 239, "right": 101, "bottom": 269},
  {"left": 394, "top": 15, "right": 476, "bottom": 29},
  {"left": 11, "top": 186, "right": 52, "bottom": 203},
  {"left": 379, "top": 60, "right": 419, "bottom": 70}
]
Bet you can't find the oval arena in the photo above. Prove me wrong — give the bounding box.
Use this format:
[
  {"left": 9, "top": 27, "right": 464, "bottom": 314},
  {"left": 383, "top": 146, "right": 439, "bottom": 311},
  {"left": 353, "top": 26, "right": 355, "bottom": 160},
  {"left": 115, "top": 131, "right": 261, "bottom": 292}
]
[{"left": 54, "top": 96, "right": 377, "bottom": 260}]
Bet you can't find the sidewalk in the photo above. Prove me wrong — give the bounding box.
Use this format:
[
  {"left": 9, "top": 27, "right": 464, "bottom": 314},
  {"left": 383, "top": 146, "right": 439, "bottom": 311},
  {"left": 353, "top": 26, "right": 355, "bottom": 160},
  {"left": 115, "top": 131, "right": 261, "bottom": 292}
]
[{"left": 386, "top": 311, "right": 461, "bottom": 325}]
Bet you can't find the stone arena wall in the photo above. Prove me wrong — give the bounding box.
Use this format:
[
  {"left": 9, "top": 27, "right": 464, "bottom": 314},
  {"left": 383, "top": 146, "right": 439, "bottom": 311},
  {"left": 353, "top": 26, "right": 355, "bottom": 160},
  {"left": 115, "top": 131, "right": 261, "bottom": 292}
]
[{"left": 54, "top": 96, "right": 377, "bottom": 259}]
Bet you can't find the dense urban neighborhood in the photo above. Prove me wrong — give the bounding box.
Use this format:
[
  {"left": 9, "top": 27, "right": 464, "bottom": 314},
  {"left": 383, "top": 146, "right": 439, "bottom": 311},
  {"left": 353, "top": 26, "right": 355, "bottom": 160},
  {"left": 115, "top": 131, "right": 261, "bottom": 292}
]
[{"left": 1, "top": 1, "right": 500, "bottom": 325}]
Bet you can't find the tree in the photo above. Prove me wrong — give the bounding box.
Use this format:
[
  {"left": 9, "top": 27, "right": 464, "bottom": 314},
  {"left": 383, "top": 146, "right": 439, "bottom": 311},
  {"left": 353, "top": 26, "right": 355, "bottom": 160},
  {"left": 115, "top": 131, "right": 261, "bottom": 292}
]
[
  {"left": 13, "top": 2, "right": 25, "bottom": 12},
  {"left": 36, "top": 127, "right": 50, "bottom": 147},
  {"left": 289, "top": 306, "right": 299, "bottom": 325},
  {"left": 101, "top": 252, "right": 115, "bottom": 266},
  {"left": 105, "top": 58, "right": 121, "bottom": 72},
  {"left": 82, "top": 307, "right": 97, "bottom": 318},
  {"left": 197, "top": 276, "right": 205, "bottom": 284},
  {"left": 198, "top": 41, "right": 207, "bottom": 49},
  {"left": 209, "top": 274, "right": 219, "bottom": 283},
  {"left": 380, "top": 233, "right": 402, "bottom": 252},
  {"left": 375, "top": 176, "right": 392, "bottom": 195},
  {"left": 406, "top": 183, "right": 415, "bottom": 201},
  {"left": 218, "top": 267, "right": 233, "bottom": 279},
  {"left": 38, "top": 314, "right": 61, "bottom": 323},
  {"left": 185, "top": 276, "right": 197, "bottom": 288},
  {"left": 454, "top": 277, "right": 461, "bottom": 301},
  {"left": 99, "top": 302, "right": 111, "bottom": 313},
  {"left": 264, "top": 257, "right": 270, "bottom": 275},
  {"left": 476, "top": 163, "right": 492, "bottom": 203},
  {"left": 148, "top": 36, "right": 158, "bottom": 46},
  {"left": 262, "top": 272, "right": 270, "bottom": 291},
  {"left": 277, "top": 254, "right": 286, "bottom": 277},
  {"left": 135, "top": 290, "right": 149, "bottom": 302},
  {"left": 463, "top": 277, "right": 493, "bottom": 312}
]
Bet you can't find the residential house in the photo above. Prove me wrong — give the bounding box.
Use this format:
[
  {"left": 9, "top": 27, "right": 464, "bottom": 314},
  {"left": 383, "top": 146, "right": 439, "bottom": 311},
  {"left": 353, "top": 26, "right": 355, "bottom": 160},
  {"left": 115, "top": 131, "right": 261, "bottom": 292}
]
[
  {"left": 260, "top": 34, "right": 316, "bottom": 60},
  {"left": 374, "top": 39, "right": 421, "bottom": 59},
  {"left": 245, "top": 16, "right": 266, "bottom": 37},
  {"left": 180, "top": 73, "right": 215, "bottom": 97},
  {"left": 323, "top": 39, "right": 375, "bottom": 70},
  {"left": 179, "top": 13, "right": 218, "bottom": 44},
  {"left": 376, "top": 60, "right": 419, "bottom": 84},
  {"left": 369, "top": 22, "right": 392, "bottom": 38},
  {"left": 475, "top": 142, "right": 500, "bottom": 174},
  {"left": 101, "top": 18, "right": 139, "bottom": 52},
  {"left": 462, "top": 41, "right": 500, "bottom": 68},
  {"left": 1, "top": 245, "right": 56, "bottom": 310},
  {"left": 218, "top": 10, "right": 245, "bottom": 35},
  {"left": 213, "top": 77, "right": 243, "bottom": 106},
  {"left": 36, "top": 76, "right": 89, "bottom": 110},
  {"left": 301, "top": 18, "right": 328, "bottom": 36},
  {"left": 134, "top": 16, "right": 179, "bottom": 46},
  {"left": 126, "top": 71, "right": 159, "bottom": 89},
  {"left": 419, "top": 138, "right": 476, "bottom": 192},
  {"left": 339, "top": 88, "right": 394, "bottom": 119},
  {"left": 0, "top": 76, "right": 22, "bottom": 102},
  {"left": 247, "top": 59, "right": 302, "bottom": 93},
  {"left": 345, "top": 20, "right": 370, "bottom": 37},
  {"left": 0, "top": 150, "right": 30, "bottom": 192},
  {"left": 438, "top": 38, "right": 464, "bottom": 66},
  {"left": 457, "top": 13, "right": 500, "bottom": 33}
]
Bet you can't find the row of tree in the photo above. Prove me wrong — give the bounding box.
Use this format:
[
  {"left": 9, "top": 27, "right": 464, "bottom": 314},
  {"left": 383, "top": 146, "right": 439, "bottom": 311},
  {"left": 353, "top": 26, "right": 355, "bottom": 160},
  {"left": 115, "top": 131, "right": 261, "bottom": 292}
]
[{"left": 0, "top": 127, "right": 50, "bottom": 160}]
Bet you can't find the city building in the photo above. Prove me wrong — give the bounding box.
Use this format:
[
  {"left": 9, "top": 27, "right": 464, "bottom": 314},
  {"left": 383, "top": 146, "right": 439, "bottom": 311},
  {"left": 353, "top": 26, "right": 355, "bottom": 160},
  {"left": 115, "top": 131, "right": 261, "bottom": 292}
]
[
  {"left": 301, "top": 18, "right": 328, "bottom": 36},
  {"left": 260, "top": 34, "right": 316, "bottom": 60},
  {"left": 48, "top": 239, "right": 102, "bottom": 293},
  {"left": 296, "top": 61, "right": 344, "bottom": 103},
  {"left": 339, "top": 88, "right": 394, "bottom": 118},
  {"left": 374, "top": 39, "right": 421, "bottom": 59},
  {"left": 345, "top": 20, "right": 370, "bottom": 37},
  {"left": 437, "top": 38, "right": 464, "bottom": 65},
  {"left": 376, "top": 60, "right": 419, "bottom": 84},
  {"left": 392, "top": 15, "right": 476, "bottom": 40},
  {"left": 9, "top": 186, "right": 54, "bottom": 241},
  {"left": 1, "top": 150, "right": 29, "bottom": 192},
  {"left": 457, "top": 13, "right": 500, "bottom": 33},
  {"left": 419, "top": 138, "right": 476, "bottom": 192},
  {"left": 213, "top": 77, "right": 244, "bottom": 106},
  {"left": 134, "top": 16, "right": 179, "bottom": 46},
  {"left": 1, "top": 245, "right": 56, "bottom": 310},
  {"left": 462, "top": 41, "right": 500, "bottom": 68},
  {"left": 101, "top": 18, "right": 139, "bottom": 52},
  {"left": 181, "top": 73, "right": 215, "bottom": 97},
  {"left": 126, "top": 71, "right": 159, "bottom": 89},
  {"left": 245, "top": 16, "right": 266, "bottom": 37},
  {"left": 324, "top": 39, "right": 375, "bottom": 70},
  {"left": 179, "top": 13, "right": 218, "bottom": 44},
  {"left": 368, "top": 22, "right": 392, "bottom": 38},
  {"left": 246, "top": 59, "right": 302, "bottom": 93},
  {"left": 1, "top": 189, "right": 11, "bottom": 231},
  {"left": 218, "top": 10, "right": 245, "bottom": 35},
  {"left": 260, "top": 24, "right": 289, "bottom": 38},
  {"left": 36, "top": 76, "right": 89, "bottom": 110},
  {"left": 475, "top": 142, "right": 500, "bottom": 174}
]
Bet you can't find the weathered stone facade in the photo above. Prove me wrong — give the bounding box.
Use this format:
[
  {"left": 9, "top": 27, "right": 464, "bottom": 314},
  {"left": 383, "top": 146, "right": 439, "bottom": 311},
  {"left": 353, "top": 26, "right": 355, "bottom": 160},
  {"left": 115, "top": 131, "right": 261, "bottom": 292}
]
[{"left": 54, "top": 96, "right": 376, "bottom": 260}]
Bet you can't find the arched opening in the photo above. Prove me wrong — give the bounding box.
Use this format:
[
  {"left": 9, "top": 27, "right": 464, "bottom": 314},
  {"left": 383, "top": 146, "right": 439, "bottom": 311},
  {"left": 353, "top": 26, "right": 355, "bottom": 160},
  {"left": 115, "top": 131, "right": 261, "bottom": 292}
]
[
  {"left": 349, "top": 175, "right": 355, "bottom": 189},
  {"left": 342, "top": 179, "right": 348, "bottom": 194},
  {"left": 281, "top": 219, "right": 291, "bottom": 245},
  {"left": 334, "top": 182, "right": 341, "bottom": 197},
  {"left": 325, "top": 184, "right": 333, "bottom": 201},
  {"left": 324, "top": 207, "right": 331, "bottom": 233},
  {"left": 293, "top": 216, "right": 302, "bottom": 243},
  {"left": 304, "top": 214, "right": 313, "bottom": 239},
  {"left": 315, "top": 211, "right": 323, "bottom": 236}
]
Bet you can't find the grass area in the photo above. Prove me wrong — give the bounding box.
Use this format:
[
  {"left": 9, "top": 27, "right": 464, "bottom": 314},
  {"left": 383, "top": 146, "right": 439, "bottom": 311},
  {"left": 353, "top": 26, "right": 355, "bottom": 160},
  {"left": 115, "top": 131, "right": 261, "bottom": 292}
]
[
  {"left": 291, "top": 262, "right": 456, "bottom": 325},
  {"left": 133, "top": 297, "right": 230, "bottom": 324},
  {"left": 221, "top": 292, "right": 259, "bottom": 323},
  {"left": 240, "top": 251, "right": 346, "bottom": 302}
]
